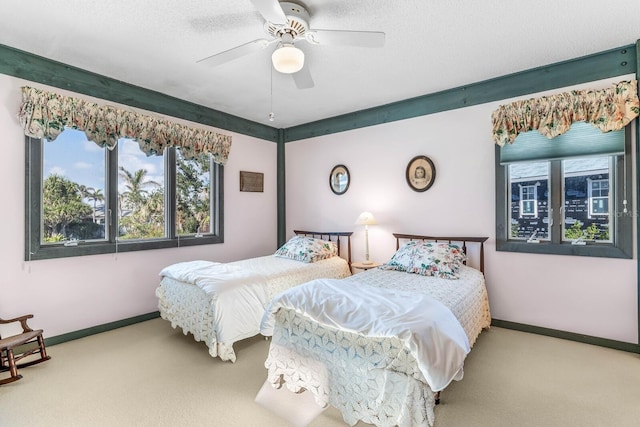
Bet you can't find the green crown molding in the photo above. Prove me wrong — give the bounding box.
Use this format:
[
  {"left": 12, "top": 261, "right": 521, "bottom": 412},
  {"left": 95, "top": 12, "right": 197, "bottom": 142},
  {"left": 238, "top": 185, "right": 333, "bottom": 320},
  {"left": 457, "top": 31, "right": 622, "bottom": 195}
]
[
  {"left": 284, "top": 44, "right": 637, "bottom": 142},
  {"left": 0, "top": 44, "right": 279, "bottom": 142},
  {"left": 2, "top": 42, "right": 636, "bottom": 144}
]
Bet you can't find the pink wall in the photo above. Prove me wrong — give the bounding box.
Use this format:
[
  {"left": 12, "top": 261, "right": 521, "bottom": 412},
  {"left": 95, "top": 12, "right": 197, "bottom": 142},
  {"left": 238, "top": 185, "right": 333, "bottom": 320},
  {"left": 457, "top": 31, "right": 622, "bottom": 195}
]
[
  {"left": 284, "top": 76, "right": 638, "bottom": 344},
  {"left": 0, "top": 75, "right": 279, "bottom": 338},
  {"left": 2, "top": 72, "right": 637, "bottom": 345}
]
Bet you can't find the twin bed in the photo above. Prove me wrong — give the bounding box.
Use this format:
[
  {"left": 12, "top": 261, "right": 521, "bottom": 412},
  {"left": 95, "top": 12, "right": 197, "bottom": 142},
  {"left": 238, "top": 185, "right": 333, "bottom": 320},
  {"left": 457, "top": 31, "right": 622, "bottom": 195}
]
[
  {"left": 156, "top": 231, "right": 491, "bottom": 427},
  {"left": 260, "top": 233, "right": 491, "bottom": 427},
  {"left": 155, "top": 230, "right": 352, "bottom": 362}
]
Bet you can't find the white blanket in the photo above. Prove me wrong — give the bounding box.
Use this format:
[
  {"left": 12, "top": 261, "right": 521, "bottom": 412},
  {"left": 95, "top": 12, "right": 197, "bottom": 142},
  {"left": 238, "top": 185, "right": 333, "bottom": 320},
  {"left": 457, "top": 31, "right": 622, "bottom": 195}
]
[
  {"left": 261, "top": 278, "right": 470, "bottom": 392},
  {"left": 160, "top": 260, "right": 269, "bottom": 343}
]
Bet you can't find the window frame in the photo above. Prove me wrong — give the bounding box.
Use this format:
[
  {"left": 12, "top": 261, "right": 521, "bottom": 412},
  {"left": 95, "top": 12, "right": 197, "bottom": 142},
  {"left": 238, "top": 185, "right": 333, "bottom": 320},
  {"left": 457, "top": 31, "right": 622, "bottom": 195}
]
[
  {"left": 25, "top": 135, "right": 224, "bottom": 261},
  {"left": 518, "top": 184, "right": 538, "bottom": 217},
  {"left": 495, "top": 125, "right": 633, "bottom": 259},
  {"left": 587, "top": 178, "right": 609, "bottom": 217}
]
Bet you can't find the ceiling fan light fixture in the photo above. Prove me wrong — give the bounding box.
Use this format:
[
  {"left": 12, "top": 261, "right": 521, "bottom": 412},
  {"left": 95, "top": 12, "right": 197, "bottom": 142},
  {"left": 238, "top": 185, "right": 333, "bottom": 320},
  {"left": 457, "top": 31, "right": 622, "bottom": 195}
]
[{"left": 271, "top": 44, "right": 304, "bottom": 73}]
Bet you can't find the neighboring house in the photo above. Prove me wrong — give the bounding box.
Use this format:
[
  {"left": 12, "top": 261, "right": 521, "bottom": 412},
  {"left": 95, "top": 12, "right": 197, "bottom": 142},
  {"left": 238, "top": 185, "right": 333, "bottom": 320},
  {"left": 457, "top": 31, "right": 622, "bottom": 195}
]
[{"left": 509, "top": 158, "right": 610, "bottom": 242}]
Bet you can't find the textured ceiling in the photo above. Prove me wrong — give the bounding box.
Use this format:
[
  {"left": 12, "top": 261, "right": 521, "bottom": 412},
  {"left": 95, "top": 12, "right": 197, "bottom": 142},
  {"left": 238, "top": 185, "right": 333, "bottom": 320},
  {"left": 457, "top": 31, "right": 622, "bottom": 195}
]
[{"left": 1, "top": 0, "right": 639, "bottom": 129}]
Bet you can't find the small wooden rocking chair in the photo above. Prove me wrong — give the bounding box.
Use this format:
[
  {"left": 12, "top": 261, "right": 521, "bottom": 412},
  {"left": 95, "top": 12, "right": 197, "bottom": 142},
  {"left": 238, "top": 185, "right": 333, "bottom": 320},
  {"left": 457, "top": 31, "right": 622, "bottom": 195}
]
[{"left": 0, "top": 314, "right": 51, "bottom": 385}]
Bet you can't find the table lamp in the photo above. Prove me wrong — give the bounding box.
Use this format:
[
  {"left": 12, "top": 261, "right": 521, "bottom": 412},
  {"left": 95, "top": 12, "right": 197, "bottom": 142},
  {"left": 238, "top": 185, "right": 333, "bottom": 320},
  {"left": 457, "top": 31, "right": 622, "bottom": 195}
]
[{"left": 355, "top": 211, "right": 377, "bottom": 264}]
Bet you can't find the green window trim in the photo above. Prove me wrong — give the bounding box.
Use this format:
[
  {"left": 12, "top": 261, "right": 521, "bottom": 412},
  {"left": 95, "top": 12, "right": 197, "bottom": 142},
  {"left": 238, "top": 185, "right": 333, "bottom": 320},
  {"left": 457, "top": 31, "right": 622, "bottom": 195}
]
[
  {"left": 495, "top": 125, "right": 633, "bottom": 259},
  {"left": 25, "top": 136, "right": 224, "bottom": 261}
]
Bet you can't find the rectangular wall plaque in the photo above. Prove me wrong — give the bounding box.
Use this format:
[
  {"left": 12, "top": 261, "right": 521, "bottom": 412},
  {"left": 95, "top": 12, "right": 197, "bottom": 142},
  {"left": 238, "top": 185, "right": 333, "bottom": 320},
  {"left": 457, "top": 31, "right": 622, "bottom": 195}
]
[{"left": 240, "top": 171, "right": 264, "bottom": 192}]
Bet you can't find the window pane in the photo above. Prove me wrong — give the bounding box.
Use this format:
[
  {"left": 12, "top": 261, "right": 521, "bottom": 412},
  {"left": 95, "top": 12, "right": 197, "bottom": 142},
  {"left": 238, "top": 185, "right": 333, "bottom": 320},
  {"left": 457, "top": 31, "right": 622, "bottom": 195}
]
[
  {"left": 496, "top": 119, "right": 631, "bottom": 259},
  {"left": 176, "top": 149, "right": 211, "bottom": 236},
  {"left": 562, "top": 157, "right": 611, "bottom": 242},
  {"left": 508, "top": 162, "right": 549, "bottom": 240},
  {"left": 117, "top": 139, "right": 165, "bottom": 240},
  {"left": 42, "top": 129, "right": 106, "bottom": 243}
]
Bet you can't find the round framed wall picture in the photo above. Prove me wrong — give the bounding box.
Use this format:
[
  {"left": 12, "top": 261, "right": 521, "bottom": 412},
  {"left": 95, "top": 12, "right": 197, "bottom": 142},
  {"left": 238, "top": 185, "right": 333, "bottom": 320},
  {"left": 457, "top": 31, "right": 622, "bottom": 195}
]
[
  {"left": 329, "top": 164, "right": 350, "bottom": 195},
  {"left": 406, "top": 155, "right": 435, "bottom": 192}
]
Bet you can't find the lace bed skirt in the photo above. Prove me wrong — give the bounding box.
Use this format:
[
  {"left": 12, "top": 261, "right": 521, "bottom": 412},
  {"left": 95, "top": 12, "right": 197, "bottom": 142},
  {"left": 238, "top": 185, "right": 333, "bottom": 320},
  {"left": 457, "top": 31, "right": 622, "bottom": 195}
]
[{"left": 265, "top": 308, "right": 437, "bottom": 427}]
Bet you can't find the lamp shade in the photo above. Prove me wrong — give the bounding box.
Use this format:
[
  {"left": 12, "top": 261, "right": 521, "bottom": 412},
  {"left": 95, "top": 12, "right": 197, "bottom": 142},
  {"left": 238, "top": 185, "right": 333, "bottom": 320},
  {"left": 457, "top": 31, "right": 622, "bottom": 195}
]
[
  {"left": 271, "top": 44, "right": 304, "bottom": 74},
  {"left": 355, "top": 211, "right": 377, "bottom": 225}
]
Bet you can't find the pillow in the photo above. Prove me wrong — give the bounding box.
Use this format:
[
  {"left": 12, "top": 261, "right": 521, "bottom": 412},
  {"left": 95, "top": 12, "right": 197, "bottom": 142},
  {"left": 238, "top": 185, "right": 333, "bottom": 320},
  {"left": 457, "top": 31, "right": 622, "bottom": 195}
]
[
  {"left": 419, "top": 242, "right": 467, "bottom": 266},
  {"left": 409, "top": 257, "right": 461, "bottom": 279},
  {"left": 274, "top": 235, "right": 337, "bottom": 263},
  {"left": 379, "top": 240, "right": 417, "bottom": 272},
  {"left": 380, "top": 241, "right": 466, "bottom": 279}
]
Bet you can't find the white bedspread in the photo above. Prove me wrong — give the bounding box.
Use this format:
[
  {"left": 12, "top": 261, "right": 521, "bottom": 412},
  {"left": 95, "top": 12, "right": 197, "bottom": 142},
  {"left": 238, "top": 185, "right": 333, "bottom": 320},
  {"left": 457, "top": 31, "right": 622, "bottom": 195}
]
[
  {"left": 261, "top": 277, "right": 470, "bottom": 392},
  {"left": 156, "top": 255, "right": 352, "bottom": 362},
  {"left": 160, "top": 260, "right": 268, "bottom": 344}
]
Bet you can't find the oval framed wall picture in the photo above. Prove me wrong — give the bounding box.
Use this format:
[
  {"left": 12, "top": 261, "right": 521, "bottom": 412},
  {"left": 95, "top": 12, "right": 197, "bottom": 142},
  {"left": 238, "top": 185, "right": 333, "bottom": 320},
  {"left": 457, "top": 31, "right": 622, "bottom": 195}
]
[
  {"left": 406, "top": 155, "right": 435, "bottom": 192},
  {"left": 330, "top": 164, "right": 350, "bottom": 195}
]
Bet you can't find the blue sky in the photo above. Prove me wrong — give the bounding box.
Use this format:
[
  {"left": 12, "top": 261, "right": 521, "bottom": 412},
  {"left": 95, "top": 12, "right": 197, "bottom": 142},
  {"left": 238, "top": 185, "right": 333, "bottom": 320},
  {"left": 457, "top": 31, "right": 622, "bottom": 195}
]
[{"left": 44, "top": 129, "right": 165, "bottom": 201}]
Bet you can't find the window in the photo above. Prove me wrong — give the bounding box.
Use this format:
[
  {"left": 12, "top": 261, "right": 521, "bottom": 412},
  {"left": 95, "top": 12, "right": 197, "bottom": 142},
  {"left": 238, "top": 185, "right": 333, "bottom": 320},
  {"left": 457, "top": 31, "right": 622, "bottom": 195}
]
[
  {"left": 496, "top": 121, "right": 633, "bottom": 258},
  {"left": 175, "top": 147, "right": 214, "bottom": 237},
  {"left": 116, "top": 138, "right": 167, "bottom": 241},
  {"left": 26, "top": 128, "right": 223, "bottom": 260},
  {"left": 509, "top": 163, "right": 548, "bottom": 240},
  {"left": 519, "top": 184, "right": 538, "bottom": 217},
  {"left": 588, "top": 178, "right": 609, "bottom": 217},
  {"left": 562, "top": 158, "right": 612, "bottom": 243}
]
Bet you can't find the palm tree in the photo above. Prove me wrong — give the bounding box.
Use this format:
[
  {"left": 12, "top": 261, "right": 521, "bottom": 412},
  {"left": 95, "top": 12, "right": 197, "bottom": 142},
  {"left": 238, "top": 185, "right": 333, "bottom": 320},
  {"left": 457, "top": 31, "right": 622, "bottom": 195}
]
[
  {"left": 118, "top": 166, "right": 163, "bottom": 238},
  {"left": 77, "top": 184, "right": 90, "bottom": 200},
  {"left": 118, "top": 166, "right": 160, "bottom": 211},
  {"left": 85, "top": 187, "right": 104, "bottom": 223}
]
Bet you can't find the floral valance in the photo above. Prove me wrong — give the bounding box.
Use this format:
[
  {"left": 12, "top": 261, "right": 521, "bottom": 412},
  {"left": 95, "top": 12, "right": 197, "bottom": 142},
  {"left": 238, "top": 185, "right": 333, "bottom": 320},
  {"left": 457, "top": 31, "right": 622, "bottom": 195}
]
[
  {"left": 491, "top": 80, "right": 640, "bottom": 147},
  {"left": 18, "top": 86, "right": 232, "bottom": 164}
]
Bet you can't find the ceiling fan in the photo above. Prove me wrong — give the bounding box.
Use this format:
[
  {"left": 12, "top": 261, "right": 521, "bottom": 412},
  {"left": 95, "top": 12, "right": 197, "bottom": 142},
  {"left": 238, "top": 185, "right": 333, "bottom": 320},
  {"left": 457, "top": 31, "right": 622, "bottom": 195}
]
[{"left": 197, "top": 0, "right": 386, "bottom": 89}]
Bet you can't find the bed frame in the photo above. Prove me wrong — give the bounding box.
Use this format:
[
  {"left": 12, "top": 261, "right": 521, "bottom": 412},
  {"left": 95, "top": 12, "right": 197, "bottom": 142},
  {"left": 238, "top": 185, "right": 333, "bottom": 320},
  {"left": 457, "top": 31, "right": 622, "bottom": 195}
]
[
  {"left": 293, "top": 230, "right": 352, "bottom": 266},
  {"left": 393, "top": 233, "right": 488, "bottom": 273}
]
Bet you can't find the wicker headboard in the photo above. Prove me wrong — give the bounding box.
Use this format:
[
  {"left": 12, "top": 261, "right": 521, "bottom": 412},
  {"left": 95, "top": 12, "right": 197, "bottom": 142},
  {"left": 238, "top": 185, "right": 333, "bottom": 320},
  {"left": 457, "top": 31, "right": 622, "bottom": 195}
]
[
  {"left": 293, "top": 230, "right": 353, "bottom": 265},
  {"left": 392, "top": 233, "right": 488, "bottom": 273}
]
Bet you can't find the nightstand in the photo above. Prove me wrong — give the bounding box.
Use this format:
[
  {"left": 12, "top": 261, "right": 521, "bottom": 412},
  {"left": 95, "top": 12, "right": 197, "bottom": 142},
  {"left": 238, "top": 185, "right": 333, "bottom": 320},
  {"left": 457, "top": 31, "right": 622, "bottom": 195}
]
[{"left": 351, "top": 261, "right": 381, "bottom": 273}]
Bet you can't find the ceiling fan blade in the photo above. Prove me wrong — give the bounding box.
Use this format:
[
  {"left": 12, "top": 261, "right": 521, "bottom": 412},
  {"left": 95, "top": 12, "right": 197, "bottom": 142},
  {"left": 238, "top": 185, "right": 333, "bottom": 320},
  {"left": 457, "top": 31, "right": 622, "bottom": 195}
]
[
  {"left": 292, "top": 65, "right": 314, "bottom": 89},
  {"left": 197, "top": 39, "right": 274, "bottom": 67},
  {"left": 306, "top": 30, "right": 385, "bottom": 48},
  {"left": 249, "top": 0, "right": 287, "bottom": 25}
]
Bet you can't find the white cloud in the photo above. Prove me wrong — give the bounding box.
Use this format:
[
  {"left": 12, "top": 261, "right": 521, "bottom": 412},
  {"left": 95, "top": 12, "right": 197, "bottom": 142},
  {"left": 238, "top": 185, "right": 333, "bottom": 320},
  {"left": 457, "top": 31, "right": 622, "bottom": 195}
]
[
  {"left": 48, "top": 166, "right": 66, "bottom": 176},
  {"left": 83, "top": 139, "right": 103, "bottom": 152},
  {"left": 117, "top": 139, "right": 164, "bottom": 192}
]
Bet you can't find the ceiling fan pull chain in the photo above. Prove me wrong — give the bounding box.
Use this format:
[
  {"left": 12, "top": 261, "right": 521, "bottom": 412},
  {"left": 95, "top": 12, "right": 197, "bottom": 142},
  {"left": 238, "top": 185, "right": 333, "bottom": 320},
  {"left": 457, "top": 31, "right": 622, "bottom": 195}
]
[{"left": 269, "top": 63, "right": 275, "bottom": 122}]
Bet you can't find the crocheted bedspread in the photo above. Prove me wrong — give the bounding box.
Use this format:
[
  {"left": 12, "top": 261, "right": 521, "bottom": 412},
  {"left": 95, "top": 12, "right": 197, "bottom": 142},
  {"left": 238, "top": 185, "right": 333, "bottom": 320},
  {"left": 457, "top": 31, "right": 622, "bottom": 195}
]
[{"left": 263, "top": 265, "right": 491, "bottom": 427}]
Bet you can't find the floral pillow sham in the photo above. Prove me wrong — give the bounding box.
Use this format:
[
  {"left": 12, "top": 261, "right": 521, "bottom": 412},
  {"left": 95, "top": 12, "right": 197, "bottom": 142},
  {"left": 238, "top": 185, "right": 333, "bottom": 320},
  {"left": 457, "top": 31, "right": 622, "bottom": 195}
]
[
  {"left": 274, "top": 235, "right": 338, "bottom": 263},
  {"left": 380, "top": 240, "right": 466, "bottom": 279}
]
